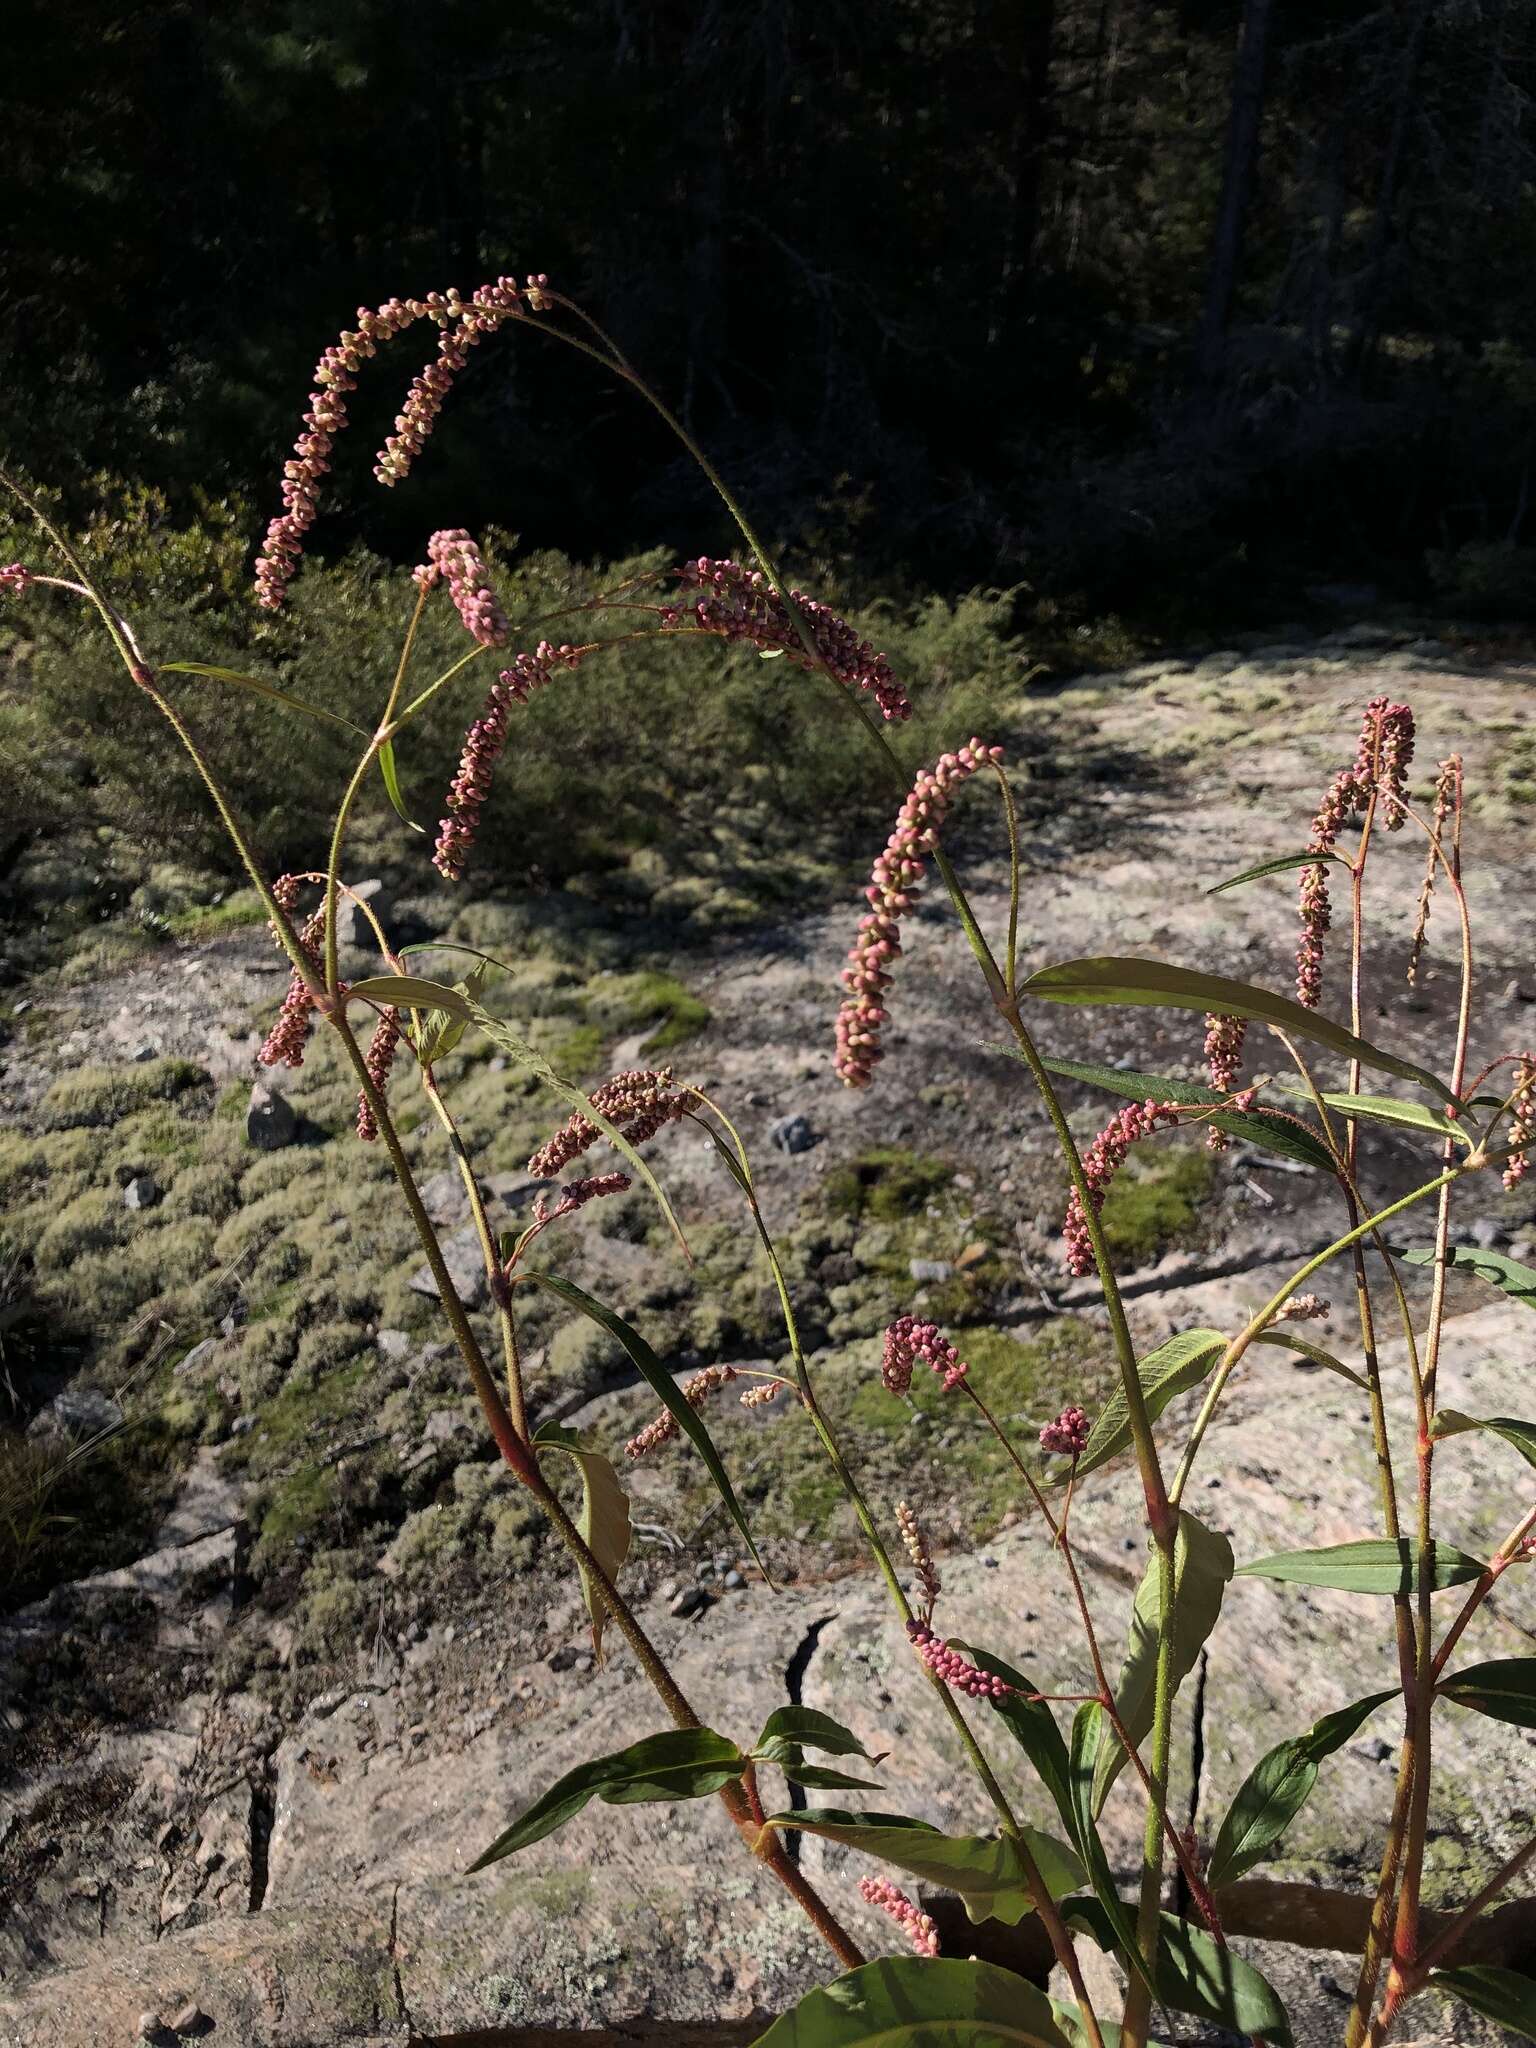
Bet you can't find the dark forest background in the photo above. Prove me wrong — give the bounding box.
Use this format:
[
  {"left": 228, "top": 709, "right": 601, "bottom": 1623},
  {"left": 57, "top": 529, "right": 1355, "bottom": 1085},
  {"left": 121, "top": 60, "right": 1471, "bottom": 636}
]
[{"left": 8, "top": 0, "right": 1536, "bottom": 625}]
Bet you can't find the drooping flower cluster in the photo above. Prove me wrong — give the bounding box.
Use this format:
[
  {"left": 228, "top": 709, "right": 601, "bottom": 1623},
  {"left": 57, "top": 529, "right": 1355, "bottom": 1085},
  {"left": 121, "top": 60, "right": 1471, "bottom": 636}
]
[
  {"left": 1505, "top": 1058, "right": 1535, "bottom": 1190},
  {"left": 1277, "top": 1292, "right": 1331, "bottom": 1323},
  {"left": 355, "top": 1007, "right": 402, "bottom": 1141},
  {"left": 896, "top": 1501, "right": 941, "bottom": 1616},
  {"left": 258, "top": 905, "right": 326, "bottom": 1069},
  {"left": 1, "top": 564, "right": 33, "bottom": 596},
  {"left": 1202, "top": 1013, "right": 1247, "bottom": 1150},
  {"left": 661, "top": 558, "right": 911, "bottom": 722},
  {"left": 625, "top": 1365, "right": 738, "bottom": 1460},
  {"left": 1296, "top": 697, "right": 1417, "bottom": 1006},
  {"left": 1063, "top": 1098, "right": 1183, "bottom": 1276},
  {"left": 254, "top": 277, "right": 547, "bottom": 609},
  {"left": 906, "top": 1620, "right": 1011, "bottom": 1699},
  {"left": 529, "top": 1067, "right": 695, "bottom": 1180},
  {"left": 433, "top": 640, "right": 588, "bottom": 881},
  {"left": 531, "top": 1172, "right": 632, "bottom": 1227},
  {"left": 881, "top": 1316, "right": 970, "bottom": 1395},
  {"left": 740, "top": 1379, "right": 788, "bottom": 1409},
  {"left": 857, "top": 1876, "right": 941, "bottom": 1958},
  {"left": 836, "top": 740, "right": 1005, "bottom": 1086},
  {"left": 413, "top": 529, "right": 510, "bottom": 647},
  {"left": 1039, "top": 1404, "right": 1091, "bottom": 1458},
  {"left": 1408, "top": 756, "right": 1462, "bottom": 986}
]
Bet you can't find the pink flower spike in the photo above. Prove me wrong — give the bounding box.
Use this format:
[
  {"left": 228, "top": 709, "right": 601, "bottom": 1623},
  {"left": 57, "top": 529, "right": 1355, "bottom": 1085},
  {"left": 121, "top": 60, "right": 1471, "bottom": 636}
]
[
  {"left": 881, "top": 1316, "right": 969, "bottom": 1395},
  {"left": 414, "top": 528, "right": 509, "bottom": 648},
  {"left": 1062, "top": 1099, "right": 1182, "bottom": 1276},
  {"left": 858, "top": 1875, "right": 940, "bottom": 1958},
  {"left": 1039, "top": 1404, "right": 1090, "bottom": 1458},
  {"left": 0, "top": 564, "right": 33, "bottom": 596},
  {"left": 906, "top": 1621, "right": 1011, "bottom": 1699},
  {"left": 356, "top": 1006, "right": 402, "bottom": 1141},
  {"left": 836, "top": 740, "right": 1005, "bottom": 1085}
]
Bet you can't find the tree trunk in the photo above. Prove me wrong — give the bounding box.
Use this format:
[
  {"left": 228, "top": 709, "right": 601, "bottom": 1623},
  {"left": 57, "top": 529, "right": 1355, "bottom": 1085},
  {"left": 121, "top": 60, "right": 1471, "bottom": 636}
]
[
  {"left": 1343, "top": 0, "right": 1433, "bottom": 384},
  {"left": 1193, "top": 0, "right": 1275, "bottom": 388}
]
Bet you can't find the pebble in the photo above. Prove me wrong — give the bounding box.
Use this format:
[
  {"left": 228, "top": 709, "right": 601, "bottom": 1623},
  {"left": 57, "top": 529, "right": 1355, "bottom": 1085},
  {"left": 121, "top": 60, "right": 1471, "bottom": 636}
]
[
  {"left": 169, "top": 2002, "right": 208, "bottom": 2034},
  {"left": 547, "top": 1645, "right": 579, "bottom": 1672},
  {"left": 669, "top": 1586, "right": 709, "bottom": 1619},
  {"left": 137, "top": 2015, "right": 164, "bottom": 2041},
  {"left": 769, "top": 1112, "right": 817, "bottom": 1155},
  {"left": 722, "top": 1569, "right": 744, "bottom": 1590}
]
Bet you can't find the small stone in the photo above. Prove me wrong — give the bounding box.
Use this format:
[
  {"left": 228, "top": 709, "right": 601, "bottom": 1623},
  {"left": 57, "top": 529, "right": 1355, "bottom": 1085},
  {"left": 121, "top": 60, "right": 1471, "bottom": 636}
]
[
  {"left": 122, "top": 1171, "right": 161, "bottom": 1211},
  {"left": 722, "top": 1569, "right": 744, "bottom": 1590},
  {"left": 331, "top": 877, "right": 392, "bottom": 952},
  {"left": 246, "top": 1080, "right": 297, "bottom": 1149},
  {"left": 547, "top": 1644, "right": 579, "bottom": 1672},
  {"left": 27, "top": 1387, "right": 123, "bottom": 1442},
  {"left": 132, "top": 1042, "right": 158, "bottom": 1062},
  {"left": 793, "top": 1523, "right": 812, "bottom": 1542},
  {"left": 670, "top": 1586, "right": 709, "bottom": 1619},
  {"left": 769, "top": 1112, "right": 817, "bottom": 1155},
  {"left": 908, "top": 1257, "right": 952, "bottom": 1283},
  {"left": 169, "top": 2002, "right": 209, "bottom": 2036},
  {"left": 137, "top": 2015, "right": 165, "bottom": 2041},
  {"left": 228, "top": 1413, "right": 256, "bottom": 1435},
  {"left": 573, "top": 1650, "right": 594, "bottom": 1673},
  {"left": 175, "top": 1338, "right": 219, "bottom": 1379},
  {"left": 1469, "top": 1217, "right": 1506, "bottom": 1249},
  {"left": 376, "top": 1328, "right": 413, "bottom": 1363}
]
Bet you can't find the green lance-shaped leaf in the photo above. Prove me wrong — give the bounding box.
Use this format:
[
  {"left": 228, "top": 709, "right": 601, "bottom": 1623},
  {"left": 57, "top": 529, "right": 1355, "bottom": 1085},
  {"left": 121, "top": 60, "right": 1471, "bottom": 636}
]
[
  {"left": 160, "top": 660, "right": 370, "bottom": 735},
  {"left": 349, "top": 979, "right": 690, "bottom": 1256},
  {"left": 1253, "top": 1329, "right": 1370, "bottom": 1391},
  {"left": 1073, "top": 1330, "right": 1228, "bottom": 1481},
  {"left": 377, "top": 735, "right": 425, "bottom": 833},
  {"left": 533, "top": 1421, "right": 632, "bottom": 1662},
  {"left": 468, "top": 1727, "right": 746, "bottom": 1871},
  {"left": 1206, "top": 1688, "right": 1398, "bottom": 1888},
  {"left": 1207, "top": 850, "right": 1350, "bottom": 895},
  {"left": 1068, "top": 1705, "right": 1151, "bottom": 1991},
  {"left": 756, "top": 1809, "right": 1084, "bottom": 1927},
  {"left": 1020, "top": 957, "right": 1455, "bottom": 1105},
  {"left": 956, "top": 1645, "right": 1076, "bottom": 1845},
  {"left": 1431, "top": 1965, "right": 1536, "bottom": 2041},
  {"left": 748, "top": 1956, "right": 1077, "bottom": 2048},
  {"left": 1026, "top": 1053, "right": 1336, "bottom": 1173},
  {"left": 1437, "top": 1658, "right": 1536, "bottom": 1729},
  {"left": 1401, "top": 1243, "right": 1536, "bottom": 1307},
  {"left": 1305, "top": 1090, "right": 1469, "bottom": 1146},
  {"left": 522, "top": 1271, "right": 768, "bottom": 1583},
  {"left": 1236, "top": 1538, "right": 1487, "bottom": 1595},
  {"left": 1429, "top": 1409, "right": 1536, "bottom": 1471},
  {"left": 755, "top": 1704, "right": 876, "bottom": 1764},
  {"left": 1064, "top": 1899, "right": 1293, "bottom": 2045},
  {"left": 1094, "top": 1511, "right": 1235, "bottom": 1814},
  {"left": 407, "top": 959, "right": 492, "bottom": 1067}
]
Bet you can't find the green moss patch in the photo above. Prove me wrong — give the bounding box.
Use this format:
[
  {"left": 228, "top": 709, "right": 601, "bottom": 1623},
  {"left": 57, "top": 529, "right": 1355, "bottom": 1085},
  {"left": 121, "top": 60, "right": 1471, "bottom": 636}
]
[
  {"left": 1100, "top": 1143, "right": 1213, "bottom": 1265},
  {"left": 824, "top": 1147, "right": 954, "bottom": 1223},
  {"left": 40, "top": 1058, "right": 208, "bottom": 1131}
]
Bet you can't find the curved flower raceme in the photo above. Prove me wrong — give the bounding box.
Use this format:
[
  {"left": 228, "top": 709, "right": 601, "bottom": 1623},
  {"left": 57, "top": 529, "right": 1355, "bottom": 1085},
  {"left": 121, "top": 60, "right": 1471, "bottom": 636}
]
[
  {"left": 857, "top": 1876, "right": 940, "bottom": 1959},
  {"left": 257, "top": 904, "right": 326, "bottom": 1069},
  {"left": 1202, "top": 1012, "right": 1247, "bottom": 1151},
  {"left": 1296, "top": 695, "right": 1416, "bottom": 1007},
  {"left": 1062, "top": 1098, "right": 1184, "bottom": 1276},
  {"left": 896, "top": 1501, "right": 941, "bottom": 1615},
  {"left": 413, "top": 529, "right": 509, "bottom": 648},
  {"left": 625, "top": 1365, "right": 738, "bottom": 1460},
  {"left": 433, "top": 640, "right": 587, "bottom": 881},
  {"left": 254, "top": 276, "right": 547, "bottom": 610},
  {"left": 835, "top": 740, "right": 1005, "bottom": 1087},
  {"left": 528, "top": 1067, "right": 695, "bottom": 1180},
  {"left": 1505, "top": 1058, "right": 1535, "bottom": 1190},
  {"left": 661, "top": 558, "right": 911, "bottom": 722},
  {"left": 881, "top": 1316, "right": 969, "bottom": 1395},
  {"left": 1, "top": 564, "right": 33, "bottom": 596},
  {"left": 905, "top": 1620, "right": 1011, "bottom": 1699},
  {"left": 355, "top": 1007, "right": 402, "bottom": 1141}
]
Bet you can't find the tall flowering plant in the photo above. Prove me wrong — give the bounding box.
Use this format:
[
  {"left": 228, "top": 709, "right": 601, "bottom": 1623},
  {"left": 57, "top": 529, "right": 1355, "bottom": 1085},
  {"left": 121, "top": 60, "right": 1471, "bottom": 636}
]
[{"left": 5, "top": 274, "right": 1535, "bottom": 2048}]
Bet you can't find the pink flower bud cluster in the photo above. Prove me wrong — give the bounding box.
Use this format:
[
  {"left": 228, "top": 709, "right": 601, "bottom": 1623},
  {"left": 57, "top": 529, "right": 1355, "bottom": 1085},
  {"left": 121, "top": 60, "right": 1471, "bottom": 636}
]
[
  {"left": 740, "top": 1379, "right": 787, "bottom": 1408},
  {"left": 625, "top": 1365, "right": 738, "bottom": 1460},
  {"left": 531, "top": 1172, "right": 632, "bottom": 1227},
  {"left": 1063, "top": 1099, "right": 1183, "bottom": 1276},
  {"left": 433, "top": 640, "right": 587, "bottom": 882},
  {"left": 1505, "top": 1058, "right": 1535, "bottom": 1190},
  {"left": 413, "top": 529, "right": 510, "bottom": 647},
  {"left": 529, "top": 1067, "right": 695, "bottom": 1180},
  {"left": 881, "top": 1316, "right": 969, "bottom": 1396},
  {"left": 1296, "top": 697, "right": 1417, "bottom": 1006},
  {"left": 1039, "top": 1404, "right": 1090, "bottom": 1457},
  {"left": 896, "top": 1501, "right": 941, "bottom": 1614},
  {"left": 1409, "top": 756, "right": 1461, "bottom": 985},
  {"left": 1202, "top": 1013, "right": 1247, "bottom": 1151},
  {"left": 660, "top": 558, "right": 912, "bottom": 722},
  {"left": 254, "top": 277, "right": 548, "bottom": 609},
  {"left": 257, "top": 907, "right": 326, "bottom": 1068},
  {"left": 1, "top": 564, "right": 33, "bottom": 596},
  {"left": 836, "top": 740, "right": 1005, "bottom": 1086},
  {"left": 906, "top": 1620, "right": 1011, "bottom": 1699},
  {"left": 355, "top": 1006, "right": 402, "bottom": 1141},
  {"left": 1277, "top": 1292, "right": 1331, "bottom": 1322},
  {"left": 857, "top": 1875, "right": 940, "bottom": 1958}
]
